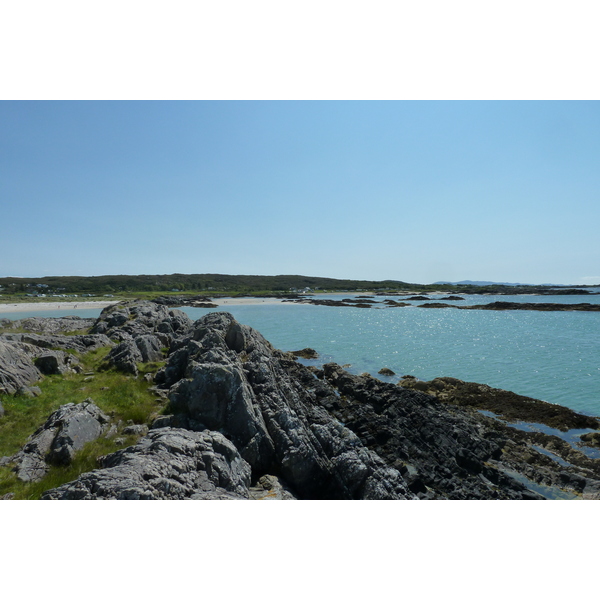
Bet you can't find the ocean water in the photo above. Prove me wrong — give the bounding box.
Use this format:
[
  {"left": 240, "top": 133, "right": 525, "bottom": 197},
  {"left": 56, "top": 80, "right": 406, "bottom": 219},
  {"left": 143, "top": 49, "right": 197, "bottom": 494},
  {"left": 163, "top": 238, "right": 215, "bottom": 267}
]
[{"left": 2, "top": 293, "right": 599, "bottom": 416}]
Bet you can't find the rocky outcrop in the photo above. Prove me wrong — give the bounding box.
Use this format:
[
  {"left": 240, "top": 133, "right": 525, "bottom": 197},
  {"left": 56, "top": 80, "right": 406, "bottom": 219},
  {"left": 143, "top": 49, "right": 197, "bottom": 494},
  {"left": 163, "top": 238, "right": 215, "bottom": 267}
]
[
  {"left": 41, "top": 428, "right": 251, "bottom": 500},
  {"left": 156, "top": 313, "right": 412, "bottom": 499},
  {"left": 3, "top": 303, "right": 595, "bottom": 500},
  {"left": 10, "top": 400, "right": 110, "bottom": 481},
  {"left": 418, "top": 301, "right": 600, "bottom": 312},
  {"left": 398, "top": 376, "right": 599, "bottom": 432},
  {"left": 0, "top": 337, "right": 86, "bottom": 394},
  {"left": 90, "top": 300, "right": 192, "bottom": 375},
  {"left": 90, "top": 301, "right": 192, "bottom": 342},
  {"left": 1, "top": 332, "right": 113, "bottom": 353},
  {"left": 0, "top": 316, "right": 96, "bottom": 334},
  {"left": 0, "top": 340, "right": 45, "bottom": 395}
]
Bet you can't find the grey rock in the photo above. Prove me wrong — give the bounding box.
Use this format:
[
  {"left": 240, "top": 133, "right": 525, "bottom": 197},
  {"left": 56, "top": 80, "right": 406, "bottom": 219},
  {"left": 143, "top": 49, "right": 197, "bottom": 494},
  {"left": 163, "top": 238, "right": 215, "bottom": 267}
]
[
  {"left": 135, "top": 334, "right": 164, "bottom": 362},
  {"left": 2, "top": 316, "right": 96, "bottom": 335},
  {"left": 249, "top": 475, "right": 297, "bottom": 500},
  {"left": 103, "top": 339, "right": 143, "bottom": 375},
  {"left": 164, "top": 312, "right": 415, "bottom": 499},
  {"left": 0, "top": 400, "right": 4, "bottom": 418},
  {"left": 123, "top": 424, "right": 149, "bottom": 436},
  {"left": 18, "top": 386, "right": 42, "bottom": 397},
  {"left": 0, "top": 340, "right": 43, "bottom": 394},
  {"left": 12, "top": 399, "right": 110, "bottom": 481},
  {"left": 1, "top": 332, "right": 114, "bottom": 354},
  {"left": 90, "top": 301, "right": 193, "bottom": 343},
  {"left": 41, "top": 428, "right": 251, "bottom": 500},
  {"left": 34, "top": 351, "right": 80, "bottom": 375}
]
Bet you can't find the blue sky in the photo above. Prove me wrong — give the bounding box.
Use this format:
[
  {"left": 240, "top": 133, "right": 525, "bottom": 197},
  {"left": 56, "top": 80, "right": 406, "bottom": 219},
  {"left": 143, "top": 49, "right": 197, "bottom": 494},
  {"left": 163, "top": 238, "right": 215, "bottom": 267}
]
[{"left": 2, "top": 100, "right": 599, "bottom": 285}]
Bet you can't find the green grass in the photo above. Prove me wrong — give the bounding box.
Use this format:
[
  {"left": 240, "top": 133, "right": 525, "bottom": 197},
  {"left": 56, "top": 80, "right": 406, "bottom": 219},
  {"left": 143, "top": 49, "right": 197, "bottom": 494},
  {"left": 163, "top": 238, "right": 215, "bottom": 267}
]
[{"left": 0, "top": 346, "right": 168, "bottom": 499}]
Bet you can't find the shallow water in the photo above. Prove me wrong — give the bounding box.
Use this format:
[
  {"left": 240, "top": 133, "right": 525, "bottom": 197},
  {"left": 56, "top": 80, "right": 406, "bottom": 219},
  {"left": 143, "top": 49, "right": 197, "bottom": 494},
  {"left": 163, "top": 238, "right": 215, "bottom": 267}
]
[{"left": 2, "top": 293, "right": 599, "bottom": 417}]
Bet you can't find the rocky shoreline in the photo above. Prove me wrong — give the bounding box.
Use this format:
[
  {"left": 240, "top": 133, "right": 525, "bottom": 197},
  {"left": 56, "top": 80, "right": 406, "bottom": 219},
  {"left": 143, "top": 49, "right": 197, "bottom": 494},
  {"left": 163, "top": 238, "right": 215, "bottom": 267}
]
[
  {"left": 284, "top": 296, "right": 600, "bottom": 311},
  {"left": 1, "top": 300, "right": 599, "bottom": 499}
]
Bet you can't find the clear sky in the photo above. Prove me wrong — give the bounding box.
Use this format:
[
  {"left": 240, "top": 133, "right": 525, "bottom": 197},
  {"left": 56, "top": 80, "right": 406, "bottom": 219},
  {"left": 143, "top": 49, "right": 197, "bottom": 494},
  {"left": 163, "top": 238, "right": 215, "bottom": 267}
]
[{"left": 2, "top": 100, "right": 599, "bottom": 285}]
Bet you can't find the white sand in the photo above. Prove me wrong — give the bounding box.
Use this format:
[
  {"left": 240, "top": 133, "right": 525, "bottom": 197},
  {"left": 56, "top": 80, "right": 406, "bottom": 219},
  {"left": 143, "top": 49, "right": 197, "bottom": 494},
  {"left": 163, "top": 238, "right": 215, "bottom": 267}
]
[
  {"left": 0, "top": 300, "right": 119, "bottom": 314},
  {"left": 213, "top": 297, "right": 287, "bottom": 306}
]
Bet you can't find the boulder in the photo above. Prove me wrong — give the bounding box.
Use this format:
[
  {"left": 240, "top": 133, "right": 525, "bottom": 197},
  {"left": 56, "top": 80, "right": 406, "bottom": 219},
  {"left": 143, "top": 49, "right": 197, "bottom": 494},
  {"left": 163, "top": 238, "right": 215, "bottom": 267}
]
[
  {"left": 103, "top": 339, "right": 143, "bottom": 375},
  {"left": 11, "top": 399, "right": 111, "bottom": 481},
  {"left": 41, "top": 428, "right": 251, "bottom": 500},
  {"left": 0, "top": 340, "right": 43, "bottom": 395},
  {"left": 34, "top": 351, "right": 81, "bottom": 375},
  {"left": 134, "top": 334, "right": 164, "bottom": 362}
]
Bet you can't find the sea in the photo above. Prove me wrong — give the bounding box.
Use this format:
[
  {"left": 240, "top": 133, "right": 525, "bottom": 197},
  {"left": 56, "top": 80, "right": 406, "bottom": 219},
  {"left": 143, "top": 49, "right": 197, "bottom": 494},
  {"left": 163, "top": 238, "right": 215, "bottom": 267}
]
[{"left": 2, "top": 292, "right": 599, "bottom": 417}]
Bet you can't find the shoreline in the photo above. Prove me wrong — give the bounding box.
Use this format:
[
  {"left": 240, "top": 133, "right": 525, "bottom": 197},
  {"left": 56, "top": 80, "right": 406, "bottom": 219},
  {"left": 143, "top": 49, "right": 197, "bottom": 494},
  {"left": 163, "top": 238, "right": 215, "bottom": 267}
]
[{"left": 0, "top": 300, "right": 119, "bottom": 314}]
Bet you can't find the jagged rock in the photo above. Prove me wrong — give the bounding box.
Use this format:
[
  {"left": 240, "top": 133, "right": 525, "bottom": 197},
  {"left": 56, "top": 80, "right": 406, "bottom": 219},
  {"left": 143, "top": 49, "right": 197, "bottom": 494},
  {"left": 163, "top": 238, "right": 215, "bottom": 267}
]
[
  {"left": 399, "top": 376, "right": 600, "bottom": 432},
  {"left": 1, "top": 316, "right": 96, "bottom": 334},
  {"left": 1, "top": 332, "right": 113, "bottom": 353},
  {"left": 134, "top": 334, "right": 164, "bottom": 362},
  {"left": 11, "top": 399, "right": 110, "bottom": 481},
  {"left": 41, "top": 428, "right": 251, "bottom": 500},
  {"left": 90, "top": 300, "right": 193, "bottom": 342},
  {"left": 103, "top": 339, "right": 143, "bottom": 375},
  {"left": 162, "top": 312, "right": 415, "bottom": 499},
  {"left": 0, "top": 339, "right": 43, "bottom": 394}
]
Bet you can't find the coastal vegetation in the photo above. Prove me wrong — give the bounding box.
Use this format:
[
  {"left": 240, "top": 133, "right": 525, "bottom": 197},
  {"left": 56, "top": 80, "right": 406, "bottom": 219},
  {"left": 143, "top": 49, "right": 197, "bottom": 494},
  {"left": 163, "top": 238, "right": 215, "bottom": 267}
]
[{"left": 0, "top": 344, "right": 166, "bottom": 499}]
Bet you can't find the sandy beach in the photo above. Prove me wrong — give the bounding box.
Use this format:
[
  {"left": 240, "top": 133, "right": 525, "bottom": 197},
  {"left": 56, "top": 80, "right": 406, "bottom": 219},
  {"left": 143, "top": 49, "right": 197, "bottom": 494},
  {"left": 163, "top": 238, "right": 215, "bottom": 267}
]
[
  {"left": 213, "top": 297, "right": 288, "bottom": 306},
  {"left": 0, "top": 300, "right": 119, "bottom": 314}
]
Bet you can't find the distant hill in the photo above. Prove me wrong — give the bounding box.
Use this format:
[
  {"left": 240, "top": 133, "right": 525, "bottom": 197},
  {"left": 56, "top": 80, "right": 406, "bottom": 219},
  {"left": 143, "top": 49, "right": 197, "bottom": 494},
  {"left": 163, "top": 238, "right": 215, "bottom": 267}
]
[
  {"left": 434, "top": 280, "right": 563, "bottom": 287},
  {"left": 0, "top": 273, "right": 412, "bottom": 295}
]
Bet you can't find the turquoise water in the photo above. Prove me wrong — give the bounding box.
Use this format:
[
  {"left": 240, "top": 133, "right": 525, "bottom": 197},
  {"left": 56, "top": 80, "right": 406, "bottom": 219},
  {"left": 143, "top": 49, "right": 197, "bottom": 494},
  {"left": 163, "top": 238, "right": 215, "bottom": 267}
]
[{"left": 2, "top": 293, "right": 599, "bottom": 416}]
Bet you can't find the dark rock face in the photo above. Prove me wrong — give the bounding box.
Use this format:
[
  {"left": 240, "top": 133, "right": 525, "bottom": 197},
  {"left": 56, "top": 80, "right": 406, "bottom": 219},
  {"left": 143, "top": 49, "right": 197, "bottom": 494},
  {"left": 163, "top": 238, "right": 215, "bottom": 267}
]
[
  {"left": 41, "top": 428, "right": 251, "bottom": 500},
  {"left": 34, "top": 351, "right": 82, "bottom": 376},
  {"left": 399, "top": 376, "right": 599, "bottom": 432},
  {"left": 290, "top": 348, "right": 319, "bottom": 359},
  {"left": 418, "top": 301, "right": 600, "bottom": 312},
  {"left": 10, "top": 400, "right": 111, "bottom": 481},
  {"left": 159, "top": 313, "right": 412, "bottom": 499}
]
